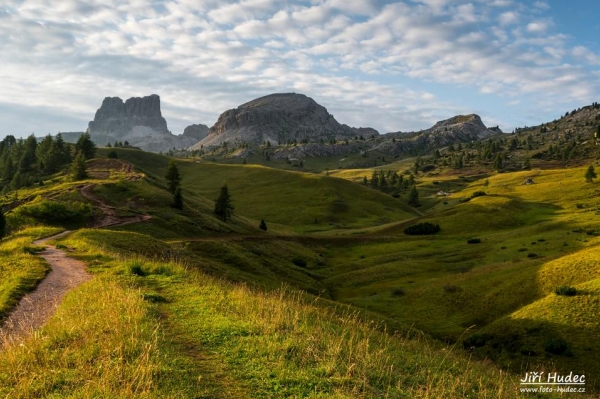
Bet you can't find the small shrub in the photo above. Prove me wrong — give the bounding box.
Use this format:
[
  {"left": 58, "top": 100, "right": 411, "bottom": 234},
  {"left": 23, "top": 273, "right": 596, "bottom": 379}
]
[
  {"left": 555, "top": 286, "right": 577, "bottom": 296},
  {"left": 107, "top": 151, "right": 119, "bottom": 159},
  {"left": 545, "top": 338, "right": 570, "bottom": 355},
  {"left": 467, "top": 238, "right": 481, "bottom": 244},
  {"left": 292, "top": 258, "right": 307, "bottom": 268},
  {"left": 55, "top": 243, "right": 68, "bottom": 250},
  {"left": 129, "top": 263, "right": 146, "bottom": 277},
  {"left": 500, "top": 246, "right": 507, "bottom": 249},
  {"left": 471, "top": 190, "right": 486, "bottom": 198},
  {"left": 518, "top": 248, "right": 527, "bottom": 252},
  {"left": 391, "top": 288, "right": 406, "bottom": 297},
  {"left": 527, "top": 253, "right": 537, "bottom": 258},
  {"left": 404, "top": 222, "right": 440, "bottom": 235},
  {"left": 459, "top": 197, "right": 471, "bottom": 203},
  {"left": 537, "top": 238, "right": 546, "bottom": 242}
]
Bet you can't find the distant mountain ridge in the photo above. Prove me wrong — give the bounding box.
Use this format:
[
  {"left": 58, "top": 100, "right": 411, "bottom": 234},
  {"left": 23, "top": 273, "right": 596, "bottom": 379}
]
[
  {"left": 373, "top": 114, "right": 499, "bottom": 156},
  {"left": 191, "top": 93, "right": 378, "bottom": 149}
]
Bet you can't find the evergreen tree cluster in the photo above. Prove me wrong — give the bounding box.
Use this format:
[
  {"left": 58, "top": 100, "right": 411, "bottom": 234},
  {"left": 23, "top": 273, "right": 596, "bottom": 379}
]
[
  {"left": 365, "top": 169, "right": 414, "bottom": 197},
  {"left": 0, "top": 133, "right": 75, "bottom": 192}
]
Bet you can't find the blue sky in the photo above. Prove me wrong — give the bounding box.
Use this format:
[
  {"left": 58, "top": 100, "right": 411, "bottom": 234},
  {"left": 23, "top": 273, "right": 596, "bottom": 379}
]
[{"left": 0, "top": 0, "right": 599, "bottom": 138}]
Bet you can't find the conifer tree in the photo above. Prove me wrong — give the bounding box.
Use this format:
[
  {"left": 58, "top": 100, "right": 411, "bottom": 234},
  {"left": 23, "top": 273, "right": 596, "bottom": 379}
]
[
  {"left": 407, "top": 186, "right": 420, "bottom": 207},
  {"left": 259, "top": 219, "right": 268, "bottom": 231},
  {"left": 214, "top": 184, "right": 234, "bottom": 222},
  {"left": 71, "top": 151, "right": 88, "bottom": 180},
  {"left": 165, "top": 161, "right": 181, "bottom": 195},
  {"left": 75, "top": 132, "right": 97, "bottom": 159},
  {"left": 585, "top": 165, "right": 597, "bottom": 183},
  {"left": 173, "top": 186, "right": 183, "bottom": 209}
]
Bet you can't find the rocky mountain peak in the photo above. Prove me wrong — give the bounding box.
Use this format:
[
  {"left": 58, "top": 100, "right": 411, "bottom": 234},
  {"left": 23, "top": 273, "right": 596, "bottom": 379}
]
[
  {"left": 83, "top": 94, "right": 207, "bottom": 153},
  {"left": 88, "top": 94, "right": 168, "bottom": 137},
  {"left": 192, "top": 93, "right": 378, "bottom": 149}
]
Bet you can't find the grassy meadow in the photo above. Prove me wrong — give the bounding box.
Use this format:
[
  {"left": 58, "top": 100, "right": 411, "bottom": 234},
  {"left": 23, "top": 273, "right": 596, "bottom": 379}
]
[{"left": 0, "top": 147, "right": 598, "bottom": 397}]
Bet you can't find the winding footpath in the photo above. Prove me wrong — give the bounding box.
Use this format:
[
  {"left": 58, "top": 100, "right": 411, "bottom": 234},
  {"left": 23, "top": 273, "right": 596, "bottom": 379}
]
[
  {"left": 0, "top": 231, "right": 91, "bottom": 345},
  {"left": 0, "top": 182, "right": 151, "bottom": 346}
]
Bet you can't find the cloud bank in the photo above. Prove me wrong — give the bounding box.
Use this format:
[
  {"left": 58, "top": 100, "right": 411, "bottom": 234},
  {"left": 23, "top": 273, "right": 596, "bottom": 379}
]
[{"left": 0, "top": 0, "right": 598, "bottom": 137}]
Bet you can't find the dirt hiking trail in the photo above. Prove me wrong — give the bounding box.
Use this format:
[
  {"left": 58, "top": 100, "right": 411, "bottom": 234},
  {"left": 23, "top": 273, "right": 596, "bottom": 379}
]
[
  {"left": 0, "top": 181, "right": 151, "bottom": 346},
  {"left": 0, "top": 231, "right": 91, "bottom": 345}
]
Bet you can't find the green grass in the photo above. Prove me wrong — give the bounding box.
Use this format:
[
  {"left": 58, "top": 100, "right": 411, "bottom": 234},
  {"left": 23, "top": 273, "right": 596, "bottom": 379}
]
[
  {"left": 1, "top": 150, "right": 599, "bottom": 396},
  {"left": 106, "top": 149, "right": 418, "bottom": 233},
  {"left": 0, "top": 228, "right": 537, "bottom": 398}
]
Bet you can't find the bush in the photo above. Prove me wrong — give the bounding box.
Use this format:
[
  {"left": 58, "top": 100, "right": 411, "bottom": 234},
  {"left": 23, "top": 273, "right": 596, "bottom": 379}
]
[
  {"left": 527, "top": 253, "right": 537, "bottom": 258},
  {"left": 107, "top": 151, "right": 118, "bottom": 159},
  {"left": 555, "top": 286, "right": 577, "bottom": 296},
  {"left": 391, "top": 288, "right": 405, "bottom": 297},
  {"left": 404, "top": 222, "right": 440, "bottom": 235},
  {"left": 471, "top": 190, "right": 486, "bottom": 198},
  {"left": 467, "top": 238, "right": 481, "bottom": 244},
  {"left": 16, "top": 200, "right": 93, "bottom": 225},
  {"left": 129, "top": 263, "right": 146, "bottom": 277},
  {"left": 545, "top": 338, "right": 570, "bottom": 355},
  {"left": 292, "top": 258, "right": 307, "bottom": 268}
]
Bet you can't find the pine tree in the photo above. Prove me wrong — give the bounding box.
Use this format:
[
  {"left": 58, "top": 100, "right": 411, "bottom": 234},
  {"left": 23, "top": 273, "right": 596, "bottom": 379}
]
[
  {"left": 165, "top": 161, "right": 181, "bottom": 194},
  {"left": 407, "top": 186, "right": 420, "bottom": 207},
  {"left": 523, "top": 158, "right": 531, "bottom": 170},
  {"left": 259, "top": 219, "right": 268, "bottom": 231},
  {"left": 214, "top": 184, "right": 234, "bottom": 222},
  {"left": 493, "top": 154, "right": 503, "bottom": 170},
  {"left": 0, "top": 208, "right": 6, "bottom": 241},
  {"left": 585, "top": 165, "right": 597, "bottom": 183},
  {"left": 71, "top": 151, "right": 88, "bottom": 180},
  {"left": 172, "top": 186, "right": 183, "bottom": 209},
  {"left": 75, "top": 132, "right": 97, "bottom": 159}
]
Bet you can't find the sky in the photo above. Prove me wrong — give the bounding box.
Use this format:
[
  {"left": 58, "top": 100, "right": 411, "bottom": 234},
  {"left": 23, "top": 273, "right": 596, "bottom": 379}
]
[{"left": 1, "top": 0, "right": 599, "bottom": 138}]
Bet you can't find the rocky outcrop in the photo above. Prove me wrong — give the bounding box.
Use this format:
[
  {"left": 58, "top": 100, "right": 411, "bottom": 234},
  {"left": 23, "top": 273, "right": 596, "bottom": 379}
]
[
  {"left": 84, "top": 94, "right": 203, "bottom": 152},
  {"left": 373, "top": 114, "right": 499, "bottom": 156},
  {"left": 190, "top": 93, "right": 378, "bottom": 149},
  {"left": 88, "top": 94, "right": 168, "bottom": 136},
  {"left": 181, "top": 124, "right": 209, "bottom": 142}
]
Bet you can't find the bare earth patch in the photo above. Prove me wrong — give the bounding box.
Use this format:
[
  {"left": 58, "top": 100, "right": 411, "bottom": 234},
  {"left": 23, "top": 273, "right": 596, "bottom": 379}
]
[{"left": 0, "top": 231, "right": 91, "bottom": 345}]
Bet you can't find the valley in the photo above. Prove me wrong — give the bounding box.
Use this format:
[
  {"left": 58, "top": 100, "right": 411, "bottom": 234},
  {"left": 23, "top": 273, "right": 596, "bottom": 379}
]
[{"left": 0, "top": 101, "right": 599, "bottom": 398}]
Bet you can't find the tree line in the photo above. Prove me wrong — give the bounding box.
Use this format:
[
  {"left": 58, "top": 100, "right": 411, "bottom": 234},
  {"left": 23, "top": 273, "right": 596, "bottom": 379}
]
[{"left": 0, "top": 132, "right": 96, "bottom": 193}]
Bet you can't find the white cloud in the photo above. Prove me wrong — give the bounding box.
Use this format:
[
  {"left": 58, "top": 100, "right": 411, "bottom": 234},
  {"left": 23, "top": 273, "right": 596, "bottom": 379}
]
[
  {"left": 499, "top": 11, "right": 518, "bottom": 25},
  {"left": 527, "top": 20, "right": 550, "bottom": 33},
  {"left": 0, "top": 0, "right": 597, "bottom": 138}
]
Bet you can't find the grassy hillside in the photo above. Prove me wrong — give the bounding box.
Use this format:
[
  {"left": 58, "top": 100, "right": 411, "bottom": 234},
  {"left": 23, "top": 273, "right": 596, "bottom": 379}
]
[
  {"left": 317, "top": 164, "right": 600, "bottom": 389},
  {"left": 0, "top": 226, "right": 530, "bottom": 398},
  {"left": 104, "top": 148, "right": 418, "bottom": 233},
  {"left": 0, "top": 147, "right": 598, "bottom": 396}
]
